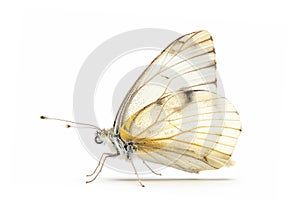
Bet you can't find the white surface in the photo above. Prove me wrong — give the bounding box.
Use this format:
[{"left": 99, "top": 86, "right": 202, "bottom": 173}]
[{"left": 2, "top": 0, "right": 298, "bottom": 200}]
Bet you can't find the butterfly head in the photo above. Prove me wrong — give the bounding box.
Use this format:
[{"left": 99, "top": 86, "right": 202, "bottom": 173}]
[{"left": 94, "top": 128, "right": 113, "bottom": 144}]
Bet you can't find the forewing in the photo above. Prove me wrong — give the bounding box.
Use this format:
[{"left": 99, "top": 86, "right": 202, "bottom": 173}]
[
  {"left": 114, "top": 30, "right": 216, "bottom": 132},
  {"left": 120, "top": 91, "right": 241, "bottom": 172}
]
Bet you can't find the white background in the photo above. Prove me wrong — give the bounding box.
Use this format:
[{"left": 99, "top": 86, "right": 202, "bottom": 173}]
[{"left": 2, "top": 0, "right": 299, "bottom": 200}]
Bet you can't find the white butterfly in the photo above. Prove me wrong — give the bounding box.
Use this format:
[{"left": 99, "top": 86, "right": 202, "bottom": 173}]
[{"left": 41, "top": 30, "right": 241, "bottom": 187}]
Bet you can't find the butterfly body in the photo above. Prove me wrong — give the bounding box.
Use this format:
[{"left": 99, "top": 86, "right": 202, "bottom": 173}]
[
  {"left": 97, "top": 128, "right": 137, "bottom": 160},
  {"left": 42, "top": 30, "right": 241, "bottom": 186}
]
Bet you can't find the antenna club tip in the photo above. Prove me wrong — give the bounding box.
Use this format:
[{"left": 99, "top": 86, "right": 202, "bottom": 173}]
[
  {"left": 40, "top": 116, "right": 46, "bottom": 119},
  {"left": 66, "top": 124, "right": 71, "bottom": 128}
]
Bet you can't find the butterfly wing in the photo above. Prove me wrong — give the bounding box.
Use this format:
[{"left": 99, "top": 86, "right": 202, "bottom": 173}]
[
  {"left": 114, "top": 30, "right": 216, "bottom": 133},
  {"left": 114, "top": 30, "right": 241, "bottom": 172},
  {"left": 120, "top": 90, "right": 241, "bottom": 172}
]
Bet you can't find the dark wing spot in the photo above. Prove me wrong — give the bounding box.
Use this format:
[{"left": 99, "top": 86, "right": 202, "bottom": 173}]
[
  {"left": 156, "top": 99, "right": 163, "bottom": 105},
  {"left": 160, "top": 75, "right": 169, "bottom": 79},
  {"left": 184, "top": 90, "right": 194, "bottom": 103}
]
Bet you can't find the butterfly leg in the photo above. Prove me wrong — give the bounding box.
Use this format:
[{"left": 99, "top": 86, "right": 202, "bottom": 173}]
[
  {"left": 142, "top": 160, "right": 162, "bottom": 176},
  {"left": 129, "top": 158, "right": 145, "bottom": 187},
  {"left": 86, "top": 153, "right": 110, "bottom": 177},
  {"left": 86, "top": 153, "right": 119, "bottom": 184}
]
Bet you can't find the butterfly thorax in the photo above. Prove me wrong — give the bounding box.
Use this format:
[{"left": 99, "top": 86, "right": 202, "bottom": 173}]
[{"left": 105, "top": 129, "right": 136, "bottom": 159}]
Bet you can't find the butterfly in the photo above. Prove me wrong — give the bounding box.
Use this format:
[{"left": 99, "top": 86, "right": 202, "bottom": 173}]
[{"left": 41, "top": 30, "right": 241, "bottom": 187}]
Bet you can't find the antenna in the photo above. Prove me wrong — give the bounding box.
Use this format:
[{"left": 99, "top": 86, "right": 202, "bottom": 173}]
[{"left": 40, "top": 116, "right": 100, "bottom": 130}]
